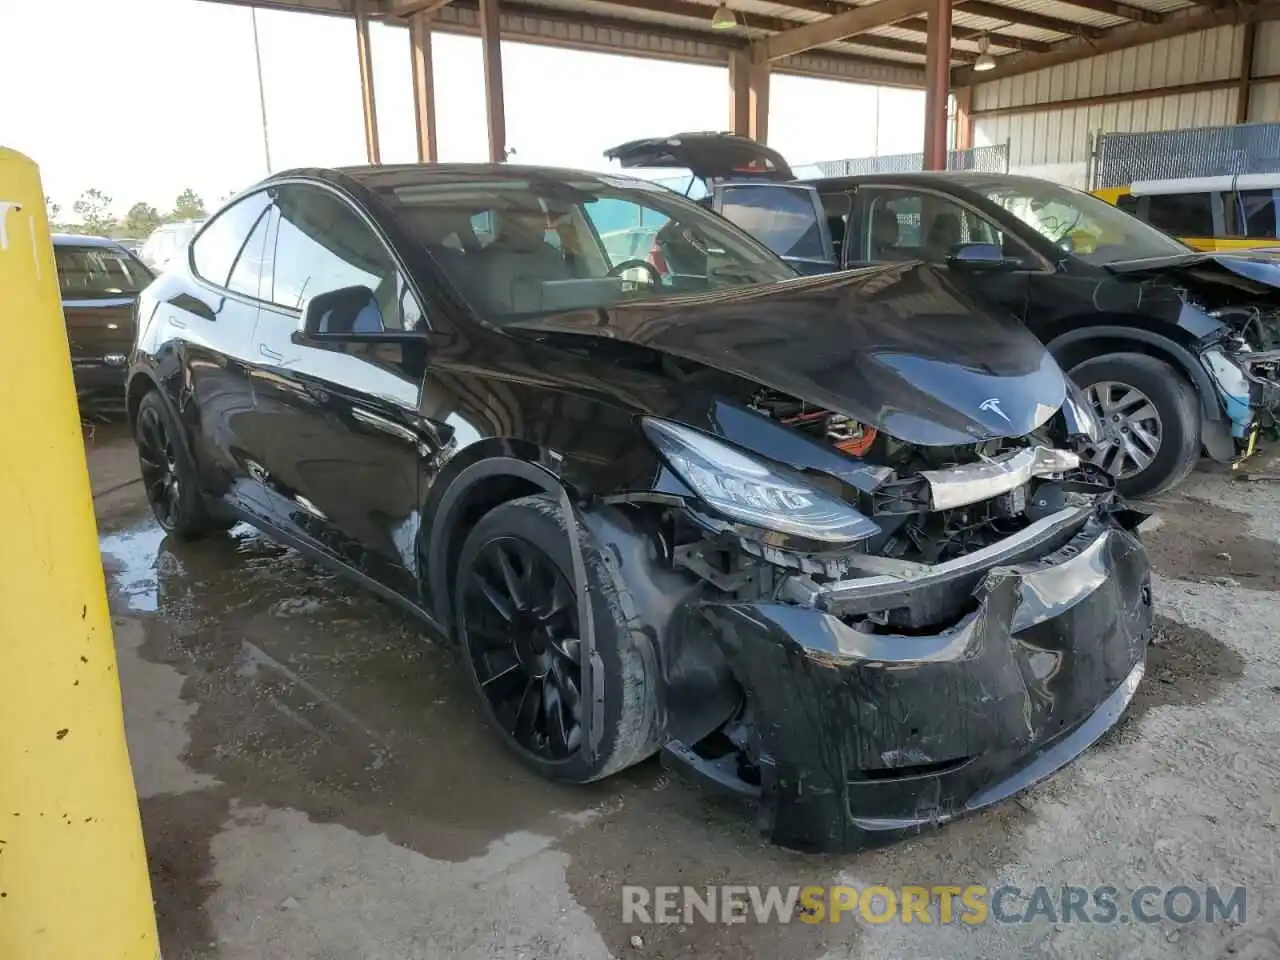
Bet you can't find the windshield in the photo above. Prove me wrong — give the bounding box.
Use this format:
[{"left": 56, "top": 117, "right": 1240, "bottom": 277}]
[
  {"left": 968, "top": 178, "right": 1190, "bottom": 264},
  {"left": 376, "top": 174, "right": 795, "bottom": 321},
  {"left": 54, "top": 244, "right": 153, "bottom": 298}
]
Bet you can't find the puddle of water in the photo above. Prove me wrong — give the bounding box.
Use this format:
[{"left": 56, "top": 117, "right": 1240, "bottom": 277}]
[{"left": 100, "top": 521, "right": 168, "bottom": 612}]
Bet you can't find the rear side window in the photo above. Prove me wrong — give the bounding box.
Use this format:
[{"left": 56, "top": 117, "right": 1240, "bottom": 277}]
[
  {"left": 54, "top": 245, "right": 152, "bottom": 298},
  {"left": 718, "top": 184, "right": 827, "bottom": 260},
  {"left": 1238, "top": 189, "right": 1278, "bottom": 239},
  {"left": 190, "top": 192, "right": 272, "bottom": 287},
  {"left": 227, "top": 212, "right": 274, "bottom": 299},
  {"left": 1144, "top": 193, "right": 1213, "bottom": 237}
]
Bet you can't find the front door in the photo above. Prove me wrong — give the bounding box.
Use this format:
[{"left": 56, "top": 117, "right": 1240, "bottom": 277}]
[
  {"left": 249, "top": 181, "right": 434, "bottom": 597},
  {"left": 845, "top": 185, "right": 1036, "bottom": 318}
]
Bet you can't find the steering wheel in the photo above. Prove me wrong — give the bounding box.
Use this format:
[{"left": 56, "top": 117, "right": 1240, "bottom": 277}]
[{"left": 607, "top": 259, "right": 662, "bottom": 285}]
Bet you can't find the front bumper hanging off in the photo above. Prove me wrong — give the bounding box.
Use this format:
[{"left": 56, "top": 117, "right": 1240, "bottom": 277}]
[{"left": 674, "top": 506, "right": 1153, "bottom": 853}]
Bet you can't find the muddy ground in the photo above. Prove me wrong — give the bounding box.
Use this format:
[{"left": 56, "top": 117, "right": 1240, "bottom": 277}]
[{"left": 84, "top": 422, "right": 1280, "bottom": 960}]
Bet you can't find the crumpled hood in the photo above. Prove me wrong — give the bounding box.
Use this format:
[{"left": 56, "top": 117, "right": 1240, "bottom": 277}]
[
  {"left": 505, "top": 262, "right": 1067, "bottom": 446},
  {"left": 1104, "top": 250, "right": 1280, "bottom": 291}
]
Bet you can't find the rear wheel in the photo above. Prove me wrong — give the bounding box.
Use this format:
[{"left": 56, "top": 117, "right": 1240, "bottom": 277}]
[
  {"left": 454, "top": 493, "right": 659, "bottom": 783},
  {"left": 1070, "top": 352, "right": 1200, "bottom": 499},
  {"left": 134, "top": 391, "right": 221, "bottom": 539}
]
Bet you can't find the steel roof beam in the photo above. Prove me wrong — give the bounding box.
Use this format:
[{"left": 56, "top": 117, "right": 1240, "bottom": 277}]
[{"left": 953, "top": 0, "right": 1280, "bottom": 84}]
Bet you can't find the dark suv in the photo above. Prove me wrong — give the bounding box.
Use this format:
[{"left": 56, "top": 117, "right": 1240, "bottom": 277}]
[
  {"left": 609, "top": 134, "right": 1280, "bottom": 498},
  {"left": 53, "top": 234, "right": 154, "bottom": 409}
]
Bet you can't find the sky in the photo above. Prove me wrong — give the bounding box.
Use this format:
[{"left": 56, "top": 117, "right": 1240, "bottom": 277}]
[{"left": 0, "top": 0, "right": 926, "bottom": 219}]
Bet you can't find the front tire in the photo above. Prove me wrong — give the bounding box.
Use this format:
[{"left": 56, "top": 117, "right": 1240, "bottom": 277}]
[
  {"left": 454, "top": 493, "right": 660, "bottom": 783},
  {"left": 134, "top": 391, "right": 219, "bottom": 540},
  {"left": 1070, "top": 352, "right": 1201, "bottom": 499}
]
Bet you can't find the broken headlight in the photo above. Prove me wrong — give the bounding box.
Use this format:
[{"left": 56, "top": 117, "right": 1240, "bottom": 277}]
[{"left": 642, "top": 418, "right": 880, "bottom": 545}]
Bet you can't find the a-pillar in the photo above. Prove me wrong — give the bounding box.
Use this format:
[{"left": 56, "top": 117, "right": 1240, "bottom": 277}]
[
  {"left": 922, "top": 0, "right": 951, "bottom": 170},
  {"left": 355, "top": 0, "right": 381, "bottom": 164},
  {"left": 480, "top": 0, "right": 507, "bottom": 161},
  {"left": 410, "top": 12, "right": 438, "bottom": 162}
]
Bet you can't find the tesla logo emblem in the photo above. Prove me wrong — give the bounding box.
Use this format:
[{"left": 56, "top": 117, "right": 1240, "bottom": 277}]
[{"left": 979, "top": 397, "right": 1011, "bottom": 423}]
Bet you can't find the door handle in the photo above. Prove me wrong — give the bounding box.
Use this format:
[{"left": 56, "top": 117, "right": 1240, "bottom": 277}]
[
  {"left": 169, "top": 316, "right": 187, "bottom": 329},
  {"left": 259, "top": 344, "right": 283, "bottom": 362}
]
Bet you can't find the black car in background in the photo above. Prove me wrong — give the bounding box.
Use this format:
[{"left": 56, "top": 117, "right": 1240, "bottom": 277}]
[
  {"left": 53, "top": 234, "right": 154, "bottom": 409},
  {"left": 609, "top": 135, "right": 1280, "bottom": 498},
  {"left": 128, "top": 164, "right": 1151, "bottom": 852}
]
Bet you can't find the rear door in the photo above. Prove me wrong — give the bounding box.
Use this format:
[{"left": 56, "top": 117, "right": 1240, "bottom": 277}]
[
  {"left": 248, "top": 181, "right": 431, "bottom": 596},
  {"left": 711, "top": 182, "right": 837, "bottom": 273},
  {"left": 173, "top": 190, "right": 275, "bottom": 504}
]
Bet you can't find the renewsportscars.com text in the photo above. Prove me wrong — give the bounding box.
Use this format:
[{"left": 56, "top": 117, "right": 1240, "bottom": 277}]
[{"left": 621, "top": 884, "right": 1247, "bottom": 926}]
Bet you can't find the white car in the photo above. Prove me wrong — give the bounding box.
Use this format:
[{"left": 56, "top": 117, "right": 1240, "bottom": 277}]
[{"left": 140, "top": 219, "right": 205, "bottom": 272}]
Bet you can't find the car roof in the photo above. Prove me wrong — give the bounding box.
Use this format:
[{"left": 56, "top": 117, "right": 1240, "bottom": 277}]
[
  {"left": 797, "top": 171, "right": 1065, "bottom": 193},
  {"left": 51, "top": 233, "right": 129, "bottom": 248},
  {"left": 318, "top": 162, "right": 672, "bottom": 194}
]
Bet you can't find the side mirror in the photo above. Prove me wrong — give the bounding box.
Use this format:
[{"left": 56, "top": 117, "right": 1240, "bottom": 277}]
[
  {"left": 294, "top": 285, "right": 438, "bottom": 346},
  {"left": 946, "top": 242, "right": 1022, "bottom": 273},
  {"left": 297, "top": 285, "right": 385, "bottom": 340}
]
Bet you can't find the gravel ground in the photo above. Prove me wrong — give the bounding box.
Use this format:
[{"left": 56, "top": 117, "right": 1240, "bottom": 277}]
[{"left": 85, "top": 423, "right": 1280, "bottom": 960}]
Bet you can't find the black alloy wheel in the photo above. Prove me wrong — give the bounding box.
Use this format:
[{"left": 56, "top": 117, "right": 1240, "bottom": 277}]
[
  {"left": 137, "top": 400, "right": 183, "bottom": 530},
  {"left": 133, "top": 391, "right": 223, "bottom": 539},
  {"left": 462, "top": 535, "right": 585, "bottom": 760}
]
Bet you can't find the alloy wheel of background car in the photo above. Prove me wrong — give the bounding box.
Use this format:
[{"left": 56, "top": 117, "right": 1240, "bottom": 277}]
[
  {"left": 454, "top": 494, "right": 662, "bottom": 783},
  {"left": 1070, "top": 352, "right": 1201, "bottom": 499},
  {"left": 462, "top": 535, "right": 584, "bottom": 760},
  {"left": 1081, "top": 380, "right": 1163, "bottom": 479}
]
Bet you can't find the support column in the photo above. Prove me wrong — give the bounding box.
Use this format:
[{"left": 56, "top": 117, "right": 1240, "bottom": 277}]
[
  {"left": 922, "top": 0, "right": 951, "bottom": 170},
  {"left": 748, "top": 59, "right": 770, "bottom": 143},
  {"left": 1237, "top": 21, "right": 1257, "bottom": 124},
  {"left": 0, "top": 147, "right": 160, "bottom": 960},
  {"left": 728, "top": 51, "right": 751, "bottom": 137},
  {"left": 953, "top": 85, "right": 973, "bottom": 151},
  {"left": 355, "top": 0, "right": 381, "bottom": 164},
  {"left": 480, "top": 0, "right": 507, "bottom": 162},
  {"left": 410, "top": 13, "right": 438, "bottom": 162}
]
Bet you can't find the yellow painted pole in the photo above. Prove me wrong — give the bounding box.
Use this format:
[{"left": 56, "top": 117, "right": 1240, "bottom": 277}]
[{"left": 0, "top": 149, "right": 160, "bottom": 959}]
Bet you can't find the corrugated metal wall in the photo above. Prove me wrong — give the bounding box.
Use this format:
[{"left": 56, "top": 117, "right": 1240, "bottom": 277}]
[{"left": 969, "top": 24, "right": 1280, "bottom": 188}]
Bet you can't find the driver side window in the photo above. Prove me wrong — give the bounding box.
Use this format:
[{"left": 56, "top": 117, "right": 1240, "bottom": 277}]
[
  {"left": 861, "top": 189, "right": 1008, "bottom": 264},
  {"left": 269, "top": 183, "right": 414, "bottom": 332}
]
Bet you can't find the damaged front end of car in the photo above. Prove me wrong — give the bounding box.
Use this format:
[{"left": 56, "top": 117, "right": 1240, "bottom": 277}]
[
  {"left": 595, "top": 391, "right": 1149, "bottom": 853},
  {"left": 1107, "top": 252, "right": 1280, "bottom": 456},
  {"left": 518, "top": 263, "right": 1154, "bottom": 851}
]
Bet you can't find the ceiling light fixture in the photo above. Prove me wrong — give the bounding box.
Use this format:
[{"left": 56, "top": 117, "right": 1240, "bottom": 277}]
[
  {"left": 711, "top": 2, "right": 738, "bottom": 29},
  {"left": 974, "top": 34, "right": 997, "bottom": 72}
]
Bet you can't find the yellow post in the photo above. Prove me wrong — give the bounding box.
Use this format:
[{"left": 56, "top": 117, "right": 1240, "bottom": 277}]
[{"left": 0, "top": 149, "right": 160, "bottom": 959}]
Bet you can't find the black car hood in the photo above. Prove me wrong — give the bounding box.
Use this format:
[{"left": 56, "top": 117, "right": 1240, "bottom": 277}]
[
  {"left": 505, "top": 263, "right": 1067, "bottom": 446},
  {"left": 1104, "top": 250, "right": 1280, "bottom": 292},
  {"left": 604, "top": 133, "right": 794, "bottom": 184}
]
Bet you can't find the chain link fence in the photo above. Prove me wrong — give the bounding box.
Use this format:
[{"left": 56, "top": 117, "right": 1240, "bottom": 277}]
[
  {"left": 804, "top": 144, "right": 1010, "bottom": 178},
  {"left": 1090, "top": 122, "right": 1280, "bottom": 189}
]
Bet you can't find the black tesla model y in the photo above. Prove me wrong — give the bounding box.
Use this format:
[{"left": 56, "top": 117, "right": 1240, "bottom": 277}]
[{"left": 128, "top": 164, "right": 1153, "bottom": 852}]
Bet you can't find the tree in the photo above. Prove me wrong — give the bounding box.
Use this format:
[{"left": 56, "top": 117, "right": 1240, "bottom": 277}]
[
  {"left": 73, "top": 188, "right": 115, "bottom": 236},
  {"left": 123, "top": 202, "right": 162, "bottom": 238},
  {"left": 46, "top": 196, "right": 61, "bottom": 224},
  {"left": 171, "top": 188, "right": 206, "bottom": 222}
]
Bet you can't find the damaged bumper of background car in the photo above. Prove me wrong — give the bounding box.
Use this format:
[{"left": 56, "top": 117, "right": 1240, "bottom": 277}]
[{"left": 664, "top": 497, "right": 1153, "bottom": 854}]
